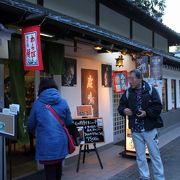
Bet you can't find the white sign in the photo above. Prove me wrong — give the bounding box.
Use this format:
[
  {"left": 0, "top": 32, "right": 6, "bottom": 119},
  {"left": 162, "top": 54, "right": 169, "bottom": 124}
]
[{"left": 9, "top": 104, "right": 20, "bottom": 115}]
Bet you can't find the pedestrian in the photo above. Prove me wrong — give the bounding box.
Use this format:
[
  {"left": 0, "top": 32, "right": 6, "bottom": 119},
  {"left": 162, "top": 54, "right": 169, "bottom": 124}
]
[
  {"left": 118, "top": 69, "right": 165, "bottom": 180},
  {"left": 27, "top": 77, "right": 73, "bottom": 180}
]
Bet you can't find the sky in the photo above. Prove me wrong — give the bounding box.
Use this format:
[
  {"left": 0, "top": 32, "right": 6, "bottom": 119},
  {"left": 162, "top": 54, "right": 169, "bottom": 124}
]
[{"left": 163, "top": 0, "right": 180, "bottom": 33}]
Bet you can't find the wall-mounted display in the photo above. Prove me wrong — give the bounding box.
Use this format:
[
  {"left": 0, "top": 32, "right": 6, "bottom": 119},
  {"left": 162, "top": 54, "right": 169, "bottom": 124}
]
[
  {"left": 62, "top": 58, "right": 77, "bottom": 86},
  {"left": 81, "top": 69, "right": 98, "bottom": 117},
  {"left": 150, "top": 56, "right": 163, "bottom": 80},
  {"left": 113, "top": 71, "right": 128, "bottom": 93},
  {"left": 101, "top": 64, "right": 112, "bottom": 87},
  {"left": 76, "top": 105, "right": 93, "bottom": 117},
  {"left": 136, "top": 56, "right": 149, "bottom": 78}
]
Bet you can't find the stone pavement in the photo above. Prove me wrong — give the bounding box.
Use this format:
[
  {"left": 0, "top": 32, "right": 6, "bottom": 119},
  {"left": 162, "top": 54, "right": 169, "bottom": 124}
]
[
  {"left": 17, "top": 122, "right": 180, "bottom": 180},
  {"left": 109, "top": 136, "right": 180, "bottom": 180}
]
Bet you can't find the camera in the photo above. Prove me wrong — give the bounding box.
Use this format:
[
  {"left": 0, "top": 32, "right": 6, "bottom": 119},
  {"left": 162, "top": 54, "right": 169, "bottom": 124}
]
[{"left": 136, "top": 109, "right": 142, "bottom": 116}]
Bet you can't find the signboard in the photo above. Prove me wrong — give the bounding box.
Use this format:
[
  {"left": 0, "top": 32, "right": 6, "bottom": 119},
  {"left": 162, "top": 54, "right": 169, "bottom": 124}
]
[
  {"left": 136, "top": 56, "right": 149, "bottom": 78},
  {"left": 73, "top": 118, "right": 104, "bottom": 144},
  {"left": 150, "top": 56, "right": 163, "bottom": 80},
  {"left": 76, "top": 105, "right": 93, "bottom": 117},
  {"left": 22, "top": 25, "right": 44, "bottom": 71},
  {"left": 0, "top": 113, "right": 17, "bottom": 139},
  {"left": 81, "top": 69, "right": 98, "bottom": 117},
  {"left": 101, "top": 64, "right": 112, "bottom": 87},
  {"left": 113, "top": 71, "right": 128, "bottom": 93}
]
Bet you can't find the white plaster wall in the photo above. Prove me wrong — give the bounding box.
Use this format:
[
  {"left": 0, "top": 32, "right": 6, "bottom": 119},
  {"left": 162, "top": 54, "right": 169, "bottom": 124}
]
[
  {"left": 53, "top": 41, "right": 135, "bottom": 146},
  {"left": 44, "top": 0, "right": 96, "bottom": 24},
  {"left": 100, "top": 4, "right": 130, "bottom": 38},
  {"left": 0, "top": 32, "right": 11, "bottom": 59},
  {"left": 154, "top": 33, "right": 168, "bottom": 52},
  {"left": 163, "top": 68, "right": 180, "bottom": 109},
  {"left": 133, "top": 22, "right": 152, "bottom": 47}
]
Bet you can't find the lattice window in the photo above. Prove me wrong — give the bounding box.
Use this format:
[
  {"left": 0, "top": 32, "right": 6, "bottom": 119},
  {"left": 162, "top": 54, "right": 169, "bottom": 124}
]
[{"left": 113, "top": 92, "right": 125, "bottom": 142}]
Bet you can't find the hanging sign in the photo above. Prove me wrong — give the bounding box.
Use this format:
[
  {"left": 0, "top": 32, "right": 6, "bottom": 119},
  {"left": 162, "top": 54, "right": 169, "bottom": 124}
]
[
  {"left": 136, "top": 56, "right": 149, "bottom": 78},
  {"left": 22, "top": 25, "right": 44, "bottom": 71},
  {"left": 150, "top": 56, "right": 163, "bottom": 80}
]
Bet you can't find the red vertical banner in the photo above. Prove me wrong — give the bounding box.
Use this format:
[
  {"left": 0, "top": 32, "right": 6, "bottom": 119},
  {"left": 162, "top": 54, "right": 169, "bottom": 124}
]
[{"left": 22, "top": 25, "right": 44, "bottom": 71}]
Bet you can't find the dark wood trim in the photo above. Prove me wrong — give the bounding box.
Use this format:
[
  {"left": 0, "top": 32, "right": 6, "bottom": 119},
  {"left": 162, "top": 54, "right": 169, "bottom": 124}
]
[
  {"left": 165, "top": 79, "right": 168, "bottom": 112},
  {"left": 171, "top": 79, "right": 176, "bottom": 109},
  {"left": 174, "top": 80, "right": 177, "bottom": 109},
  {"left": 37, "top": 0, "right": 44, "bottom": 6},
  {"left": 162, "top": 79, "right": 168, "bottom": 112},
  {"left": 166, "top": 79, "right": 168, "bottom": 111},
  {"left": 130, "top": 19, "right": 133, "bottom": 39},
  {"left": 96, "top": 0, "right": 100, "bottom": 26},
  {"left": 74, "top": 39, "right": 77, "bottom": 52},
  {"left": 168, "top": 40, "right": 170, "bottom": 52},
  {"left": 152, "top": 31, "right": 154, "bottom": 48}
]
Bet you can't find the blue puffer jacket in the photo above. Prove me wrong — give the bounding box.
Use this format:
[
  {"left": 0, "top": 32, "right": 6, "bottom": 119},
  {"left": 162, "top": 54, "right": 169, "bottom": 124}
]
[{"left": 27, "top": 88, "right": 72, "bottom": 161}]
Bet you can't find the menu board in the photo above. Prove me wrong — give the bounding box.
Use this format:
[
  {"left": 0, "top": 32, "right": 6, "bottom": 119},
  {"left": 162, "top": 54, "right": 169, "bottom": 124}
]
[
  {"left": 0, "top": 113, "right": 17, "bottom": 139},
  {"left": 73, "top": 118, "right": 104, "bottom": 144}
]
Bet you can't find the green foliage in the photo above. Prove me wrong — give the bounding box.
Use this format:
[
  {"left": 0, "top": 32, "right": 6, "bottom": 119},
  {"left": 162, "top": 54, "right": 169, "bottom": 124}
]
[{"left": 130, "top": 0, "right": 166, "bottom": 22}]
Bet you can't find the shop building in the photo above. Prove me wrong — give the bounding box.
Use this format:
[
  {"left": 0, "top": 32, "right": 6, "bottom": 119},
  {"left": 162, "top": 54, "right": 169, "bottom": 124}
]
[{"left": 0, "top": 0, "right": 180, "bottom": 178}]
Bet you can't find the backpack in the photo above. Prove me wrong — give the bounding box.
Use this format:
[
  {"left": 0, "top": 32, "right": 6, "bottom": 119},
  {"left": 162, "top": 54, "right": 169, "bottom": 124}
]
[
  {"left": 125, "top": 83, "right": 164, "bottom": 128},
  {"left": 125, "top": 83, "right": 152, "bottom": 99}
]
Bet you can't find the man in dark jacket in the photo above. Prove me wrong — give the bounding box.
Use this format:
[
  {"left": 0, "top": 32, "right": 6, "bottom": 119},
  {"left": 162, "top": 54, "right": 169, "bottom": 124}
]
[{"left": 118, "top": 69, "right": 165, "bottom": 180}]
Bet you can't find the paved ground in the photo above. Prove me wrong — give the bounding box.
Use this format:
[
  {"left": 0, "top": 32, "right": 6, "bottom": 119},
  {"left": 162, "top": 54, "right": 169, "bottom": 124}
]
[
  {"left": 109, "top": 136, "right": 180, "bottom": 180},
  {"left": 16, "top": 122, "right": 180, "bottom": 180}
]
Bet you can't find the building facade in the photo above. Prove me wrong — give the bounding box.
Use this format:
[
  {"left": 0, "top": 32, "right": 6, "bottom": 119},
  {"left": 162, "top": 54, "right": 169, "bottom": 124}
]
[{"left": 1, "top": 0, "right": 180, "bottom": 177}]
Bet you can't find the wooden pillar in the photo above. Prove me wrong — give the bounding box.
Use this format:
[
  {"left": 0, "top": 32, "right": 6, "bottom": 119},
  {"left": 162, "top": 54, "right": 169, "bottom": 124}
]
[{"left": 96, "top": 0, "right": 100, "bottom": 26}]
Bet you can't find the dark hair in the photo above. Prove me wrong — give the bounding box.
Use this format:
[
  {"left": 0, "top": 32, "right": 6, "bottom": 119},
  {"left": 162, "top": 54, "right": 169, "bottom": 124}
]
[
  {"left": 129, "top": 69, "right": 143, "bottom": 79},
  {"left": 38, "top": 78, "right": 58, "bottom": 95}
]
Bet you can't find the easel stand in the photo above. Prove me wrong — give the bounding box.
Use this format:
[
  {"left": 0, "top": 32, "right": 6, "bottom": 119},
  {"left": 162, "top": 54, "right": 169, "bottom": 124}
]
[{"left": 76, "top": 143, "right": 103, "bottom": 172}]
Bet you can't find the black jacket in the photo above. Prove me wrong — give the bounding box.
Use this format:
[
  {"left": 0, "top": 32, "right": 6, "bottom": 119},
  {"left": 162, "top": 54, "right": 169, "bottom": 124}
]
[{"left": 118, "top": 81, "right": 162, "bottom": 131}]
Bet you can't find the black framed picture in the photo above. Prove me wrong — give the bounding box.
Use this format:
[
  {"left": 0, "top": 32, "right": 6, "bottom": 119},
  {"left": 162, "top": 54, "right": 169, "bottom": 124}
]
[
  {"left": 101, "top": 64, "right": 112, "bottom": 87},
  {"left": 62, "top": 58, "right": 77, "bottom": 86}
]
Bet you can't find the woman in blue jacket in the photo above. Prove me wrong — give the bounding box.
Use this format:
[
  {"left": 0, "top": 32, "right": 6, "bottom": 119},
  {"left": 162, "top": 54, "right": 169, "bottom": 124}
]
[{"left": 28, "top": 78, "right": 72, "bottom": 180}]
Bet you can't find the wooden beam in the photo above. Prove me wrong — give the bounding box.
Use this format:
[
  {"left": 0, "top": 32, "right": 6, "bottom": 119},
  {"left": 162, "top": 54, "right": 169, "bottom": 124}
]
[
  {"left": 152, "top": 31, "right": 154, "bottom": 48},
  {"left": 37, "top": 0, "right": 44, "bottom": 6},
  {"left": 130, "top": 19, "right": 133, "bottom": 39},
  {"left": 96, "top": 0, "right": 100, "bottom": 26}
]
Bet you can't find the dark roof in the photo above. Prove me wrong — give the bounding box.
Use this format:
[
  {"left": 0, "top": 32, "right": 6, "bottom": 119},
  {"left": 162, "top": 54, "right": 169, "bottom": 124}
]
[{"left": 0, "top": 0, "right": 180, "bottom": 65}]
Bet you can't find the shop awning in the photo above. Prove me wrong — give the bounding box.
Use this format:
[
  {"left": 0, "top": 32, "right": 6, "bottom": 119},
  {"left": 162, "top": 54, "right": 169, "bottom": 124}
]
[{"left": 0, "top": 0, "right": 180, "bottom": 65}]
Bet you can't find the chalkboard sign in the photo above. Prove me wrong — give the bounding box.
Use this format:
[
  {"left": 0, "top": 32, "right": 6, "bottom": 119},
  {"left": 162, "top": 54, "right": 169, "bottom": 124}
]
[{"left": 73, "top": 117, "right": 104, "bottom": 144}]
